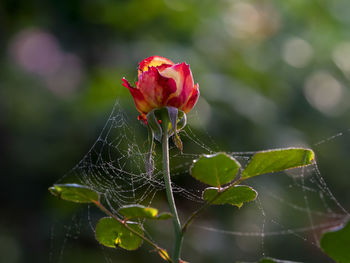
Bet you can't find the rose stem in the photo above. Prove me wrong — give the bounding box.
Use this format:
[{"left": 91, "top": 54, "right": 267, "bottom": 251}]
[{"left": 161, "top": 111, "right": 183, "bottom": 262}]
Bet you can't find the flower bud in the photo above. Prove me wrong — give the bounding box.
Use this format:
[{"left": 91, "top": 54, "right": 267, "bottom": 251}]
[{"left": 122, "top": 56, "right": 199, "bottom": 123}]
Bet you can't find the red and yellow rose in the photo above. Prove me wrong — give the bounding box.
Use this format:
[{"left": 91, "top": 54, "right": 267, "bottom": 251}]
[{"left": 122, "top": 56, "right": 199, "bottom": 123}]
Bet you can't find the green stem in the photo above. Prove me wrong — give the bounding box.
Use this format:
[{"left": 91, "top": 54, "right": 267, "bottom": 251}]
[{"left": 161, "top": 114, "right": 183, "bottom": 262}]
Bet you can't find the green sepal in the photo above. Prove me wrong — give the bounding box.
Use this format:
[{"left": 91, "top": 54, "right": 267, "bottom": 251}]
[
  {"left": 165, "top": 106, "right": 187, "bottom": 137},
  {"left": 167, "top": 107, "right": 186, "bottom": 151},
  {"left": 48, "top": 183, "right": 99, "bottom": 203},
  {"left": 167, "top": 106, "right": 179, "bottom": 136},
  {"left": 147, "top": 109, "right": 163, "bottom": 142},
  {"left": 146, "top": 107, "right": 187, "bottom": 144},
  {"left": 176, "top": 110, "right": 187, "bottom": 131},
  {"left": 173, "top": 132, "right": 183, "bottom": 152}
]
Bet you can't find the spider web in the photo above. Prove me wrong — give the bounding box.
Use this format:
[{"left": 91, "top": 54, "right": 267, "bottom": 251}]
[{"left": 50, "top": 101, "right": 350, "bottom": 263}]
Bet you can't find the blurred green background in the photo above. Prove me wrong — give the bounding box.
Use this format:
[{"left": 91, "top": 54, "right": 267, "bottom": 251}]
[{"left": 1, "top": 0, "right": 350, "bottom": 262}]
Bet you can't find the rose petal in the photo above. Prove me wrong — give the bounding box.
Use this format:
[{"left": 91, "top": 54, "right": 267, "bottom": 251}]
[
  {"left": 124, "top": 56, "right": 199, "bottom": 121},
  {"left": 160, "top": 63, "right": 194, "bottom": 108},
  {"left": 137, "top": 67, "right": 177, "bottom": 107},
  {"left": 138, "top": 56, "right": 174, "bottom": 77},
  {"left": 122, "top": 78, "right": 153, "bottom": 114},
  {"left": 181, "top": 83, "right": 199, "bottom": 113}
]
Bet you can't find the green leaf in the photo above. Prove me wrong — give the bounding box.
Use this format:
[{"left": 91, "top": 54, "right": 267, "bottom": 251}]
[
  {"left": 48, "top": 183, "right": 99, "bottom": 203},
  {"left": 241, "top": 148, "right": 314, "bottom": 179},
  {"left": 259, "top": 258, "right": 303, "bottom": 263},
  {"left": 320, "top": 220, "right": 350, "bottom": 263},
  {"left": 259, "top": 258, "right": 278, "bottom": 263},
  {"left": 190, "top": 153, "right": 241, "bottom": 187},
  {"left": 157, "top": 212, "right": 173, "bottom": 220},
  {"left": 95, "top": 217, "right": 143, "bottom": 250},
  {"left": 119, "top": 204, "right": 157, "bottom": 219},
  {"left": 118, "top": 204, "right": 172, "bottom": 220},
  {"left": 202, "top": 185, "right": 257, "bottom": 207}
]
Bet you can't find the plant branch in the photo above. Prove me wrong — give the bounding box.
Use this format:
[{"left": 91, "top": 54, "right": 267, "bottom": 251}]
[
  {"left": 182, "top": 178, "right": 243, "bottom": 233},
  {"left": 93, "top": 200, "right": 173, "bottom": 263}
]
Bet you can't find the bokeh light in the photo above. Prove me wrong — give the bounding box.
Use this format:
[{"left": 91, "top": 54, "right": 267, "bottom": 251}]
[
  {"left": 1, "top": 0, "right": 349, "bottom": 263},
  {"left": 304, "top": 71, "right": 348, "bottom": 116},
  {"left": 9, "top": 28, "right": 84, "bottom": 97},
  {"left": 282, "top": 37, "right": 314, "bottom": 68}
]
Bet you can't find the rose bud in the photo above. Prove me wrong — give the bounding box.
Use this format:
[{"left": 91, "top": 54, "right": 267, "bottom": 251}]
[{"left": 122, "top": 56, "right": 199, "bottom": 123}]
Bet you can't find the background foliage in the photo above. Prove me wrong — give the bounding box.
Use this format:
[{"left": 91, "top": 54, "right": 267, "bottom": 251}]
[{"left": 1, "top": 0, "right": 350, "bottom": 262}]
